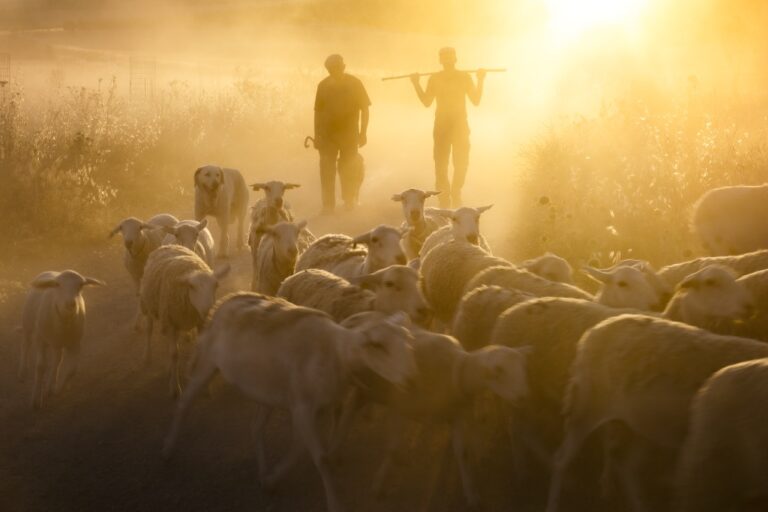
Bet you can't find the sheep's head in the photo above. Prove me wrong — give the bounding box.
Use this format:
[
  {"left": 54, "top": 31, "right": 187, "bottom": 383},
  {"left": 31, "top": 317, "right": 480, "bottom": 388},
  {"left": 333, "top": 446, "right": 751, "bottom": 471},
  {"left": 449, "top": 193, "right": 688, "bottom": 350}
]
[
  {"left": 352, "top": 225, "right": 407, "bottom": 268},
  {"left": 472, "top": 345, "right": 529, "bottom": 403},
  {"left": 194, "top": 165, "right": 224, "bottom": 193},
  {"left": 31, "top": 270, "right": 105, "bottom": 316},
  {"left": 109, "top": 217, "right": 155, "bottom": 256},
  {"left": 178, "top": 264, "right": 230, "bottom": 323},
  {"left": 391, "top": 189, "right": 441, "bottom": 226},
  {"left": 522, "top": 253, "right": 574, "bottom": 284},
  {"left": 672, "top": 264, "right": 755, "bottom": 323},
  {"left": 429, "top": 205, "right": 493, "bottom": 245},
  {"left": 164, "top": 220, "right": 208, "bottom": 251},
  {"left": 355, "top": 311, "right": 417, "bottom": 389},
  {"left": 350, "top": 265, "right": 431, "bottom": 326},
  {"left": 251, "top": 181, "right": 300, "bottom": 210},
  {"left": 584, "top": 264, "right": 663, "bottom": 311},
  {"left": 256, "top": 220, "right": 307, "bottom": 267}
]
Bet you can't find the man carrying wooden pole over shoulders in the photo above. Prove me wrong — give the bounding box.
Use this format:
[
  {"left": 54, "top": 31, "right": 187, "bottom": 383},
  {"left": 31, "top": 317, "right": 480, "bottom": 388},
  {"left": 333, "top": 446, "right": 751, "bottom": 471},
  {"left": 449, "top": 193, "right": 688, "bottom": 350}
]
[{"left": 410, "top": 47, "right": 485, "bottom": 208}]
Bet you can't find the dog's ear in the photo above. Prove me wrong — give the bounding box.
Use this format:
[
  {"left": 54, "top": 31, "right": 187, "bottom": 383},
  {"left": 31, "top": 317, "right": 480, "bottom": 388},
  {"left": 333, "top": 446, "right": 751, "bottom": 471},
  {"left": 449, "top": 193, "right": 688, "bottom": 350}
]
[{"left": 194, "top": 167, "right": 203, "bottom": 187}]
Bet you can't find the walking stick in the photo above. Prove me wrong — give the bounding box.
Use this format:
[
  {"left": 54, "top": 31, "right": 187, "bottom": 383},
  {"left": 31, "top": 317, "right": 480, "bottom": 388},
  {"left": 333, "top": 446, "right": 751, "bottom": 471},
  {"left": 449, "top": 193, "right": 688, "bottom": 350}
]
[{"left": 381, "top": 68, "right": 506, "bottom": 81}]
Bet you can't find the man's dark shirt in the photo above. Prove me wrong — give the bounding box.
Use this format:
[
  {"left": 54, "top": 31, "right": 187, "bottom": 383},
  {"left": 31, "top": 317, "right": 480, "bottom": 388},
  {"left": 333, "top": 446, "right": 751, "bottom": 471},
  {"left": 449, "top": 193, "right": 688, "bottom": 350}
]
[{"left": 314, "top": 74, "right": 371, "bottom": 141}]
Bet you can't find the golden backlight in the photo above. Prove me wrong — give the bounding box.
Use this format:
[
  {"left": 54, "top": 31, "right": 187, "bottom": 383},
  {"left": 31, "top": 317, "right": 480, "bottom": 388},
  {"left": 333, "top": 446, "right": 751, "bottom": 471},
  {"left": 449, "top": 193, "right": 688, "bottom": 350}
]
[{"left": 544, "top": 0, "right": 648, "bottom": 41}]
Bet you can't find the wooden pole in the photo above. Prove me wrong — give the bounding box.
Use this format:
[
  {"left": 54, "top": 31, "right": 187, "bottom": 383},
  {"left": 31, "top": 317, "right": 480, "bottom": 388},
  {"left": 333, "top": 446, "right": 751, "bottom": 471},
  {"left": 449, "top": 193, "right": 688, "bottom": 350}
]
[{"left": 382, "top": 68, "right": 506, "bottom": 81}]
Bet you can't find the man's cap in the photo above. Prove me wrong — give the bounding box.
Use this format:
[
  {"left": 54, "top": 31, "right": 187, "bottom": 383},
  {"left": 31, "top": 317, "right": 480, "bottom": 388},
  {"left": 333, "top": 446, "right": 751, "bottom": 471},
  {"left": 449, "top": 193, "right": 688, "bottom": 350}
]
[{"left": 325, "top": 54, "right": 344, "bottom": 69}]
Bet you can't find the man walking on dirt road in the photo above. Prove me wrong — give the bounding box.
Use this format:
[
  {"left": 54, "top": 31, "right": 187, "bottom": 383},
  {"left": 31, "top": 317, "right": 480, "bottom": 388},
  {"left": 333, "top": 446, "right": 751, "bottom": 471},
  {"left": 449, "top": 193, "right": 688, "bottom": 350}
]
[
  {"left": 313, "top": 54, "right": 370, "bottom": 213},
  {"left": 411, "top": 47, "right": 485, "bottom": 208}
]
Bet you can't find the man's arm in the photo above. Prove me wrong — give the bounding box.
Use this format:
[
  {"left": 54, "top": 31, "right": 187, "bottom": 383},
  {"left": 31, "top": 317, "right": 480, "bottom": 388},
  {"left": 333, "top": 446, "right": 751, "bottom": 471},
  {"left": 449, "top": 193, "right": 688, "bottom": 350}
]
[
  {"left": 467, "top": 69, "right": 486, "bottom": 106},
  {"left": 313, "top": 84, "right": 323, "bottom": 149},
  {"left": 410, "top": 74, "right": 435, "bottom": 107},
  {"left": 358, "top": 80, "right": 371, "bottom": 147}
]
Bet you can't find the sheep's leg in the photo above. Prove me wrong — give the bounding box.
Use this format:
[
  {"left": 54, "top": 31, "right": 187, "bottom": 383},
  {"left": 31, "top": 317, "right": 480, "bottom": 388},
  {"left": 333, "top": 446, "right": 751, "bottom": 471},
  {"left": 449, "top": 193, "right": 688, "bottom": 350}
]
[
  {"left": 168, "top": 329, "right": 181, "bottom": 398},
  {"left": 293, "top": 405, "right": 344, "bottom": 512},
  {"left": 329, "top": 387, "right": 364, "bottom": 459},
  {"left": 18, "top": 330, "right": 30, "bottom": 381},
  {"left": 611, "top": 433, "right": 657, "bottom": 512},
  {"left": 54, "top": 346, "right": 79, "bottom": 394},
  {"left": 452, "top": 414, "right": 480, "bottom": 508},
  {"left": 371, "top": 413, "right": 407, "bottom": 498},
  {"left": 161, "top": 351, "right": 218, "bottom": 459},
  {"left": 252, "top": 405, "right": 272, "bottom": 479},
  {"left": 236, "top": 211, "right": 245, "bottom": 250},
  {"left": 47, "top": 347, "right": 63, "bottom": 398},
  {"left": 260, "top": 418, "right": 305, "bottom": 491},
  {"left": 144, "top": 316, "right": 153, "bottom": 366},
  {"left": 31, "top": 344, "right": 49, "bottom": 409}
]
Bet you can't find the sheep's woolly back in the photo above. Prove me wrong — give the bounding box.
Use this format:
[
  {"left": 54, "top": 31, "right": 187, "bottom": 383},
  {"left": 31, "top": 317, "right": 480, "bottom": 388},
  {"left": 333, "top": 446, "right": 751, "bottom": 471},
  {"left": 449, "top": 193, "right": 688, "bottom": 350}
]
[
  {"left": 659, "top": 250, "right": 768, "bottom": 288},
  {"left": 253, "top": 234, "right": 290, "bottom": 295},
  {"left": 278, "top": 269, "right": 375, "bottom": 322},
  {"left": 401, "top": 214, "right": 445, "bottom": 260},
  {"left": 420, "top": 224, "right": 491, "bottom": 258},
  {"left": 295, "top": 234, "right": 366, "bottom": 273},
  {"left": 466, "top": 265, "right": 593, "bottom": 301},
  {"left": 453, "top": 285, "right": 534, "bottom": 351},
  {"left": 141, "top": 245, "right": 211, "bottom": 331},
  {"left": 420, "top": 241, "right": 511, "bottom": 323},
  {"left": 736, "top": 269, "right": 768, "bottom": 341},
  {"left": 248, "top": 199, "right": 293, "bottom": 248},
  {"left": 676, "top": 358, "right": 768, "bottom": 512},
  {"left": 571, "top": 314, "right": 768, "bottom": 413}
]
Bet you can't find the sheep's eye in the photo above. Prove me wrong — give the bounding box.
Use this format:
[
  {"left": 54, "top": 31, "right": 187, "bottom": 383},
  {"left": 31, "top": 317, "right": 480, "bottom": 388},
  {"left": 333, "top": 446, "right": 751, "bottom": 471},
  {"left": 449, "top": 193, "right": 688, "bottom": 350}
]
[
  {"left": 384, "top": 281, "right": 394, "bottom": 288},
  {"left": 371, "top": 237, "right": 379, "bottom": 243},
  {"left": 703, "top": 278, "right": 716, "bottom": 287},
  {"left": 451, "top": 216, "right": 457, "bottom": 222},
  {"left": 617, "top": 281, "right": 628, "bottom": 288}
]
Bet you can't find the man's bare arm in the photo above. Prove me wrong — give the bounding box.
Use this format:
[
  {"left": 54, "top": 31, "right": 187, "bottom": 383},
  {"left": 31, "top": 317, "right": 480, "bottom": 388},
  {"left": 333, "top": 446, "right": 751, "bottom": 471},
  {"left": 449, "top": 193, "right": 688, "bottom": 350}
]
[
  {"left": 468, "top": 69, "right": 486, "bottom": 106},
  {"left": 410, "top": 74, "right": 435, "bottom": 107},
  {"left": 359, "top": 106, "right": 369, "bottom": 147}
]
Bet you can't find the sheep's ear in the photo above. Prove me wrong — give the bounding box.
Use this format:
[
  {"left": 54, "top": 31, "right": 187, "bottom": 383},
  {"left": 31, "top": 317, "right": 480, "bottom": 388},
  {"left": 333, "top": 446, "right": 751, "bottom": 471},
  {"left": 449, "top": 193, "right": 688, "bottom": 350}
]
[
  {"left": 386, "top": 311, "right": 411, "bottom": 327},
  {"left": 250, "top": 183, "right": 266, "bottom": 191},
  {"left": 284, "top": 183, "right": 301, "bottom": 190},
  {"left": 408, "top": 258, "right": 421, "bottom": 271},
  {"left": 194, "top": 167, "right": 203, "bottom": 187},
  {"left": 31, "top": 276, "right": 59, "bottom": 289},
  {"left": 214, "top": 264, "right": 231, "bottom": 281},
  {"left": 83, "top": 277, "right": 106, "bottom": 287},
  {"left": 476, "top": 204, "right": 494, "bottom": 215},
  {"left": 391, "top": 193, "right": 403, "bottom": 202},
  {"left": 296, "top": 220, "right": 308, "bottom": 231},
  {"left": 352, "top": 231, "right": 372, "bottom": 247},
  {"left": 521, "top": 258, "right": 540, "bottom": 271},
  {"left": 108, "top": 222, "right": 123, "bottom": 238},
  {"left": 425, "top": 190, "right": 442, "bottom": 198},
  {"left": 350, "top": 272, "right": 381, "bottom": 290},
  {"left": 162, "top": 226, "right": 177, "bottom": 236},
  {"left": 399, "top": 226, "right": 412, "bottom": 238},
  {"left": 678, "top": 274, "right": 701, "bottom": 290},
  {"left": 197, "top": 219, "right": 208, "bottom": 231},
  {"left": 581, "top": 266, "right": 613, "bottom": 284}
]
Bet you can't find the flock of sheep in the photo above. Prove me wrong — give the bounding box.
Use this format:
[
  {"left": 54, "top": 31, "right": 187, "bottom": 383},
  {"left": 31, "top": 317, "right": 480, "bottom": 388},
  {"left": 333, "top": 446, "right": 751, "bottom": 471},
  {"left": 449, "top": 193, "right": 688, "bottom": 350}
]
[{"left": 16, "top": 168, "right": 768, "bottom": 511}]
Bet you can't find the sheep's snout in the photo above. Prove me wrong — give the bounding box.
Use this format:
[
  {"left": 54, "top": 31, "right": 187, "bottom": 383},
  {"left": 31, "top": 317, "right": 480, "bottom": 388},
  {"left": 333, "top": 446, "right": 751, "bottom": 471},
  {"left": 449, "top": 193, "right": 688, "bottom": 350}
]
[
  {"left": 409, "top": 210, "right": 421, "bottom": 222},
  {"left": 274, "top": 197, "right": 284, "bottom": 208}
]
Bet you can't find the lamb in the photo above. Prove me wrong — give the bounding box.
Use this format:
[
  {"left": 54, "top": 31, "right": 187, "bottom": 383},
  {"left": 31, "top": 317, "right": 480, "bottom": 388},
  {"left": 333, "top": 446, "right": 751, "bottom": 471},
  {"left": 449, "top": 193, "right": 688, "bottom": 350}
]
[
  {"left": 338, "top": 311, "right": 529, "bottom": 508},
  {"left": 492, "top": 265, "right": 756, "bottom": 466},
  {"left": 658, "top": 249, "right": 768, "bottom": 289},
  {"left": 419, "top": 205, "right": 493, "bottom": 257},
  {"left": 545, "top": 315, "right": 768, "bottom": 512},
  {"left": 391, "top": 188, "right": 444, "bottom": 260},
  {"left": 162, "top": 219, "right": 215, "bottom": 267},
  {"left": 193, "top": 165, "right": 249, "bottom": 258},
  {"left": 161, "top": 293, "right": 417, "bottom": 512},
  {"left": 140, "top": 245, "right": 229, "bottom": 395},
  {"left": 452, "top": 285, "right": 535, "bottom": 350},
  {"left": 675, "top": 358, "right": 768, "bottom": 512},
  {"left": 108, "top": 213, "right": 178, "bottom": 330},
  {"left": 692, "top": 183, "right": 768, "bottom": 255},
  {"left": 419, "top": 240, "right": 512, "bottom": 325},
  {"left": 277, "top": 265, "right": 431, "bottom": 325},
  {"left": 295, "top": 225, "right": 406, "bottom": 281},
  {"left": 250, "top": 220, "right": 314, "bottom": 294},
  {"left": 521, "top": 252, "right": 574, "bottom": 284},
  {"left": 465, "top": 265, "right": 594, "bottom": 302},
  {"left": 248, "top": 180, "right": 300, "bottom": 254},
  {"left": 20, "top": 270, "right": 105, "bottom": 408}
]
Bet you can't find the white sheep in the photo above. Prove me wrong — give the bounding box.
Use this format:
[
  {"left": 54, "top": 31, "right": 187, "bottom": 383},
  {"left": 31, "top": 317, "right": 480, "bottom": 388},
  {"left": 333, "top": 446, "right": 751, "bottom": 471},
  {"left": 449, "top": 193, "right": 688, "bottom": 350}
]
[
  {"left": 108, "top": 213, "right": 178, "bottom": 330},
  {"left": 735, "top": 268, "right": 768, "bottom": 341},
  {"left": 675, "top": 358, "right": 768, "bottom": 512},
  {"left": 521, "top": 253, "right": 574, "bottom": 284},
  {"left": 140, "top": 245, "right": 229, "bottom": 395},
  {"left": 659, "top": 249, "right": 768, "bottom": 289},
  {"left": 420, "top": 240, "right": 512, "bottom": 325},
  {"left": 248, "top": 180, "right": 300, "bottom": 253},
  {"left": 277, "top": 265, "right": 431, "bottom": 325},
  {"left": 250, "top": 220, "right": 314, "bottom": 295},
  {"left": 161, "top": 292, "right": 417, "bottom": 512},
  {"left": 338, "top": 311, "right": 529, "bottom": 508},
  {"left": 193, "top": 165, "right": 249, "bottom": 258},
  {"left": 452, "top": 285, "right": 535, "bottom": 351},
  {"left": 391, "top": 188, "right": 445, "bottom": 260},
  {"left": 465, "top": 265, "right": 594, "bottom": 302},
  {"left": 295, "top": 225, "right": 406, "bottom": 281},
  {"left": 582, "top": 264, "right": 667, "bottom": 311},
  {"left": 692, "top": 183, "right": 768, "bottom": 256},
  {"left": 419, "top": 205, "right": 493, "bottom": 257},
  {"left": 545, "top": 314, "right": 768, "bottom": 512},
  {"left": 162, "top": 219, "right": 215, "bottom": 267},
  {"left": 20, "top": 270, "right": 105, "bottom": 408}
]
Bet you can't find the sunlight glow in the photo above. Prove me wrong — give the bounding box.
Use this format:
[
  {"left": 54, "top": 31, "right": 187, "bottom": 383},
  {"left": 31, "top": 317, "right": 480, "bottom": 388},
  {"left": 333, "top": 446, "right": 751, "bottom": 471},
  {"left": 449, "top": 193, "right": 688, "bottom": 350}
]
[{"left": 544, "top": 0, "right": 647, "bottom": 42}]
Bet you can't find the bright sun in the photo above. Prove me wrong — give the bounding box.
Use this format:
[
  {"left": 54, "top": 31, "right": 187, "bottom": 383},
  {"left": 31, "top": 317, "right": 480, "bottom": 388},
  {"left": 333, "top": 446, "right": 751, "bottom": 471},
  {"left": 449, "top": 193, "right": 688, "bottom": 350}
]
[{"left": 544, "top": 0, "right": 647, "bottom": 41}]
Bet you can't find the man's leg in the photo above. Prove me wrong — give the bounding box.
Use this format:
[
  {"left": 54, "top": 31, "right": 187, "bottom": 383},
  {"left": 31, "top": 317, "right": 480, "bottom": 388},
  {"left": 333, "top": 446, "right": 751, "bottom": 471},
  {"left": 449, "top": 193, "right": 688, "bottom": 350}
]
[
  {"left": 451, "top": 122, "right": 471, "bottom": 208},
  {"left": 338, "top": 144, "right": 363, "bottom": 210},
  {"left": 318, "top": 145, "right": 338, "bottom": 213},
  {"left": 433, "top": 122, "right": 452, "bottom": 208}
]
